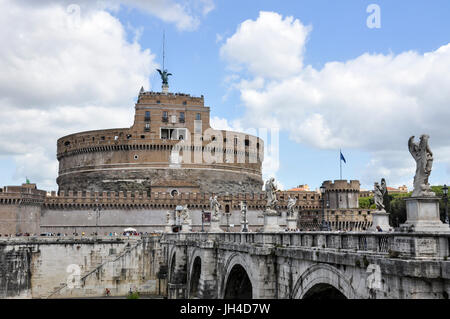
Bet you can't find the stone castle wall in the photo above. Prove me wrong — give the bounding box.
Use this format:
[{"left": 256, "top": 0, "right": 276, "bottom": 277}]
[
  {"left": 57, "top": 164, "right": 263, "bottom": 194},
  {"left": 0, "top": 184, "right": 373, "bottom": 234},
  {"left": 0, "top": 236, "right": 165, "bottom": 298},
  {"left": 322, "top": 180, "right": 360, "bottom": 209},
  {"left": 0, "top": 185, "right": 44, "bottom": 235}
]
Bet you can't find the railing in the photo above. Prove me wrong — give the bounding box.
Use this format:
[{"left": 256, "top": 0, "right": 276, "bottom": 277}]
[{"left": 161, "top": 231, "right": 450, "bottom": 258}]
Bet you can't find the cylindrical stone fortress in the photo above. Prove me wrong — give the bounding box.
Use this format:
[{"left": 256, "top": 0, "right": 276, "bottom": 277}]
[{"left": 57, "top": 90, "right": 264, "bottom": 194}]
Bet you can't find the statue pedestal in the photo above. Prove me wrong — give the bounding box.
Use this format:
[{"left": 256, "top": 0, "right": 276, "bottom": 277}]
[
  {"left": 165, "top": 224, "right": 173, "bottom": 233},
  {"left": 263, "top": 209, "right": 282, "bottom": 232},
  {"left": 369, "top": 211, "right": 392, "bottom": 232},
  {"left": 209, "top": 218, "right": 223, "bottom": 233},
  {"left": 286, "top": 216, "right": 297, "bottom": 230},
  {"left": 241, "top": 219, "right": 249, "bottom": 232},
  {"left": 180, "top": 220, "right": 192, "bottom": 233},
  {"left": 162, "top": 84, "right": 169, "bottom": 94},
  {"left": 400, "top": 197, "right": 450, "bottom": 232},
  {"left": 165, "top": 217, "right": 174, "bottom": 233}
]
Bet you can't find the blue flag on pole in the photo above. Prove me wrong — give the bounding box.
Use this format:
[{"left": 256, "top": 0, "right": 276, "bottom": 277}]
[{"left": 340, "top": 151, "right": 346, "bottom": 164}]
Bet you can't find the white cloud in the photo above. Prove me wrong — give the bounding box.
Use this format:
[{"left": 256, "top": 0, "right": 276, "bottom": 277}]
[
  {"left": 210, "top": 116, "right": 244, "bottom": 132},
  {"left": 118, "top": 0, "right": 205, "bottom": 31},
  {"left": 0, "top": 0, "right": 155, "bottom": 190},
  {"left": 221, "top": 11, "right": 450, "bottom": 188},
  {"left": 220, "top": 11, "right": 311, "bottom": 79},
  {"left": 15, "top": 0, "right": 214, "bottom": 31}
]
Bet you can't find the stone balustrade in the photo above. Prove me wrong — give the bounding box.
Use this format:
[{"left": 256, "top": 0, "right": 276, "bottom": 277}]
[{"left": 160, "top": 231, "right": 450, "bottom": 259}]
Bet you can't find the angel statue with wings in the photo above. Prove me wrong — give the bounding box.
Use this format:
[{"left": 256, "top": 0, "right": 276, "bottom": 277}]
[
  {"left": 265, "top": 178, "right": 278, "bottom": 210},
  {"left": 181, "top": 205, "right": 190, "bottom": 223},
  {"left": 287, "top": 196, "right": 297, "bottom": 218},
  {"left": 373, "top": 182, "right": 386, "bottom": 211},
  {"left": 209, "top": 195, "right": 221, "bottom": 219},
  {"left": 408, "top": 135, "right": 435, "bottom": 197},
  {"left": 156, "top": 69, "right": 172, "bottom": 85}
]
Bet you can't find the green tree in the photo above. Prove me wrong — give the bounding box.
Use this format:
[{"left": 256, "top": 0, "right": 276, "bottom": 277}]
[
  {"left": 386, "top": 186, "right": 448, "bottom": 226},
  {"left": 431, "top": 186, "right": 449, "bottom": 222},
  {"left": 359, "top": 196, "right": 375, "bottom": 209},
  {"left": 388, "top": 194, "right": 408, "bottom": 227}
]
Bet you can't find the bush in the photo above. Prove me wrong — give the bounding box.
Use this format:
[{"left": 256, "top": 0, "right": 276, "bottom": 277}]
[{"left": 127, "top": 292, "right": 140, "bottom": 299}]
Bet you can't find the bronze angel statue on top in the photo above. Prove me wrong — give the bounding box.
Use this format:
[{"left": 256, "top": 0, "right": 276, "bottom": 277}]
[{"left": 156, "top": 69, "right": 172, "bottom": 85}]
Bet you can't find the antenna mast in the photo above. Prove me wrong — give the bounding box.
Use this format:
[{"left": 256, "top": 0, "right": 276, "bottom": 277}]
[
  {"left": 157, "top": 30, "right": 172, "bottom": 93},
  {"left": 163, "top": 30, "right": 165, "bottom": 71}
]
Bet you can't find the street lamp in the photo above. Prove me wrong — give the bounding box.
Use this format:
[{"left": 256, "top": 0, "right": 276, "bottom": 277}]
[
  {"left": 201, "top": 209, "right": 205, "bottom": 232},
  {"left": 320, "top": 185, "right": 327, "bottom": 231},
  {"left": 443, "top": 184, "right": 448, "bottom": 225},
  {"left": 241, "top": 201, "right": 248, "bottom": 232},
  {"left": 94, "top": 198, "right": 102, "bottom": 238}
]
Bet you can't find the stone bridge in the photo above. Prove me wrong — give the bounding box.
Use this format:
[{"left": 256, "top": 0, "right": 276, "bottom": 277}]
[{"left": 161, "top": 231, "right": 450, "bottom": 299}]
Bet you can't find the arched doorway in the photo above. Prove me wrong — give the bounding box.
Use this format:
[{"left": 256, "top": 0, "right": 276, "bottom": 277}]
[
  {"left": 303, "top": 283, "right": 347, "bottom": 299},
  {"left": 189, "top": 257, "right": 201, "bottom": 298},
  {"left": 224, "top": 264, "right": 252, "bottom": 299}
]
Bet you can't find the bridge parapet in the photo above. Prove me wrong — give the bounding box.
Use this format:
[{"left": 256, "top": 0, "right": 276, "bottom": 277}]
[{"left": 162, "top": 231, "right": 450, "bottom": 259}]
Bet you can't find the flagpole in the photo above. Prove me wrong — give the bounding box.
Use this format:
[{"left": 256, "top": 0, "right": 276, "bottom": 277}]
[{"left": 339, "top": 149, "right": 342, "bottom": 180}]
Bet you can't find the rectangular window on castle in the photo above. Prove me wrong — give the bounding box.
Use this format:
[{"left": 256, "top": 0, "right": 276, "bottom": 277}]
[
  {"left": 179, "top": 112, "right": 185, "bottom": 123},
  {"left": 145, "top": 123, "right": 150, "bottom": 132},
  {"left": 145, "top": 111, "right": 150, "bottom": 121},
  {"left": 162, "top": 111, "right": 168, "bottom": 122},
  {"left": 196, "top": 113, "right": 201, "bottom": 120}
]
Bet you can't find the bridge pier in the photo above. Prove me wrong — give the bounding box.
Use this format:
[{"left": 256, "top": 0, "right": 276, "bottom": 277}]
[
  {"left": 252, "top": 254, "right": 278, "bottom": 298},
  {"left": 197, "top": 249, "right": 218, "bottom": 299},
  {"left": 168, "top": 244, "right": 188, "bottom": 299}
]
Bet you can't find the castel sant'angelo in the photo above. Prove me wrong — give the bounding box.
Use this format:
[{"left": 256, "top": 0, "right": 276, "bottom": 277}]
[
  {"left": 0, "top": 73, "right": 374, "bottom": 235},
  {"left": 56, "top": 83, "right": 264, "bottom": 195}
]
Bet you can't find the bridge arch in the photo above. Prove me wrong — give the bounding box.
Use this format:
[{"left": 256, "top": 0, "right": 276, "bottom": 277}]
[
  {"left": 291, "top": 263, "right": 356, "bottom": 299},
  {"left": 187, "top": 248, "right": 202, "bottom": 298},
  {"left": 221, "top": 253, "right": 254, "bottom": 299},
  {"left": 168, "top": 248, "right": 177, "bottom": 283},
  {"left": 189, "top": 256, "right": 202, "bottom": 298}
]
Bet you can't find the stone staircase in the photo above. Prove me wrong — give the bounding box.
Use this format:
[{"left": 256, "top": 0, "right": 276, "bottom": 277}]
[{"left": 45, "top": 239, "right": 142, "bottom": 299}]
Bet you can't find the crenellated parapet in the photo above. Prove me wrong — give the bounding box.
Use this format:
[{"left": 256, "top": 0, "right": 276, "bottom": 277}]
[
  {"left": 322, "top": 180, "right": 360, "bottom": 192},
  {"left": 0, "top": 184, "right": 46, "bottom": 206},
  {"left": 43, "top": 190, "right": 268, "bottom": 210},
  {"left": 41, "top": 190, "right": 326, "bottom": 211}
]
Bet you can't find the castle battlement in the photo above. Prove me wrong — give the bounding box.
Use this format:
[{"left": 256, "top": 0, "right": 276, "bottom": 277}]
[
  {"left": 137, "top": 91, "right": 204, "bottom": 104},
  {"left": 322, "top": 180, "right": 360, "bottom": 192},
  {"left": 36, "top": 189, "right": 327, "bottom": 211},
  {"left": 0, "top": 184, "right": 47, "bottom": 206}
]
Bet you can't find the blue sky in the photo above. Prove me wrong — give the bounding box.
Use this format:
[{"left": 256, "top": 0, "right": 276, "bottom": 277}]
[{"left": 0, "top": 0, "right": 449, "bottom": 191}]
